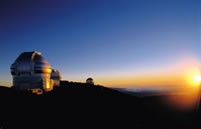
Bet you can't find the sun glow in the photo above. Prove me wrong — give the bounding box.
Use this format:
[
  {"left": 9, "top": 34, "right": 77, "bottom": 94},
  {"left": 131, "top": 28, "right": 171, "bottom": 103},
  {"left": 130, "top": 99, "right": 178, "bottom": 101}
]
[
  {"left": 184, "top": 67, "right": 201, "bottom": 88},
  {"left": 163, "top": 67, "right": 201, "bottom": 111},
  {"left": 194, "top": 75, "right": 201, "bottom": 83}
]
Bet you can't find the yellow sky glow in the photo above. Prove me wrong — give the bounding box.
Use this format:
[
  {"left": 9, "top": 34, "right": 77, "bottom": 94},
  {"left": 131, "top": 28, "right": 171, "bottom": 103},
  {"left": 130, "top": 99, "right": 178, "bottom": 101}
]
[{"left": 95, "top": 57, "right": 200, "bottom": 88}]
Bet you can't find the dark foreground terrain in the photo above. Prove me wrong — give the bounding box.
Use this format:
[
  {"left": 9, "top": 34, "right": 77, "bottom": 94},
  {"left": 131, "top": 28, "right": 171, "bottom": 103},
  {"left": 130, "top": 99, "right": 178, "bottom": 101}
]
[{"left": 0, "top": 82, "right": 200, "bottom": 129}]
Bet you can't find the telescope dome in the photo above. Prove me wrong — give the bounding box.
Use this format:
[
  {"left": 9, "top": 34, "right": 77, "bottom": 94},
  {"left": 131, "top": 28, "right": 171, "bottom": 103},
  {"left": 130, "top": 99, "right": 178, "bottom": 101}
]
[
  {"left": 51, "top": 69, "right": 62, "bottom": 80},
  {"left": 10, "top": 51, "right": 53, "bottom": 92},
  {"left": 86, "top": 78, "right": 94, "bottom": 85},
  {"left": 51, "top": 69, "right": 62, "bottom": 87}
]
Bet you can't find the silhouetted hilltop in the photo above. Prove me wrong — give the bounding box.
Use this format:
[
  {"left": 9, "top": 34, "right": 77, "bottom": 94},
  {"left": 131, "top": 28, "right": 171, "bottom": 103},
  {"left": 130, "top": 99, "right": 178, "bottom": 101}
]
[
  {"left": 0, "top": 83, "right": 200, "bottom": 129},
  {"left": 0, "top": 83, "right": 141, "bottom": 129}
]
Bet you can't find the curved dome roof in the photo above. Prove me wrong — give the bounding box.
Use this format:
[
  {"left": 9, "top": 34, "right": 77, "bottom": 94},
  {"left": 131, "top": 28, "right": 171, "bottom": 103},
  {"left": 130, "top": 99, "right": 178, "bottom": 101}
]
[
  {"left": 86, "top": 78, "right": 93, "bottom": 81},
  {"left": 11, "top": 51, "right": 51, "bottom": 75},
  {"left": 86, "top": 78, "right": 94, "bottom": 85}
]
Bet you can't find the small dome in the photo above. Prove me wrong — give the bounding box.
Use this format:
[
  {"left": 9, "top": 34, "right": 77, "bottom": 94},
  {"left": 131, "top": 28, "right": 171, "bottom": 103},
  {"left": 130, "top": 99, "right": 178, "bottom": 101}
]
[
  {"left": 86, "top": 78, "right": 94, "bottom": 85},
  {"left": 51, "top": 69, "right": 62, "bottom": 80}
]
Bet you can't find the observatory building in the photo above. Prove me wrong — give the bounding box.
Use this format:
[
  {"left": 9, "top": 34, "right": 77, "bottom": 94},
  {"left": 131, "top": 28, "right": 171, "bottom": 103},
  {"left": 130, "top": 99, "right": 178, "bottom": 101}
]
[
  {"left": 51, "top": 69, "right": 62, "bottom": 87},
  {"left": 86, "top": 78, "right": 94, "bottom": 85},
  {"left": 10, "top": 51, "right": 62, "bottom": 93}
]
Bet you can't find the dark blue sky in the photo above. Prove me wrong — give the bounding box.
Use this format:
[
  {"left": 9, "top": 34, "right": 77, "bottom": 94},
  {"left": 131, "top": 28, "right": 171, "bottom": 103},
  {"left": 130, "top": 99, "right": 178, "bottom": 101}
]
[{"left": 0, "top": 0, "right": 200, "bottom": 86}]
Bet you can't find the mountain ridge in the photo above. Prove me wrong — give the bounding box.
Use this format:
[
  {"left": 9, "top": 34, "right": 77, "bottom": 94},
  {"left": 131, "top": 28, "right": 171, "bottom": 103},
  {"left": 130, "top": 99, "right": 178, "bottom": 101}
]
[{"left": 0, "top": 82, "right": 200, "bottom": 129}]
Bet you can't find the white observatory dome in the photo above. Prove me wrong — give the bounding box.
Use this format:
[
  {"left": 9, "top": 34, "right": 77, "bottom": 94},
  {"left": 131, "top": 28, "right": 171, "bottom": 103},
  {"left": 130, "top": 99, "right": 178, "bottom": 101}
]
[{"left": 10, "top": 51, "right": 53, "bottom": 91}]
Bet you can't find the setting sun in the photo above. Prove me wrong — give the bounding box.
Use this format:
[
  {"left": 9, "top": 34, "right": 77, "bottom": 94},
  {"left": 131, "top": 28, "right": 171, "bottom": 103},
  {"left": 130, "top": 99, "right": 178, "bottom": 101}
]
[
  {"left": 194, "top": 75, "right": 201, "bottom": 83},
  {"left": 184, "top": 67, "right": 201, "bottom": 88}
]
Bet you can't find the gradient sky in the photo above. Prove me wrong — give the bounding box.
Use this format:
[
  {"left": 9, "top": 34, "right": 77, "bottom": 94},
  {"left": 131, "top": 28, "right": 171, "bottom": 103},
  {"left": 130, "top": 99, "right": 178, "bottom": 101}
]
[{"left": 0, "top": 0, "right": 200, "bottom": 87}]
